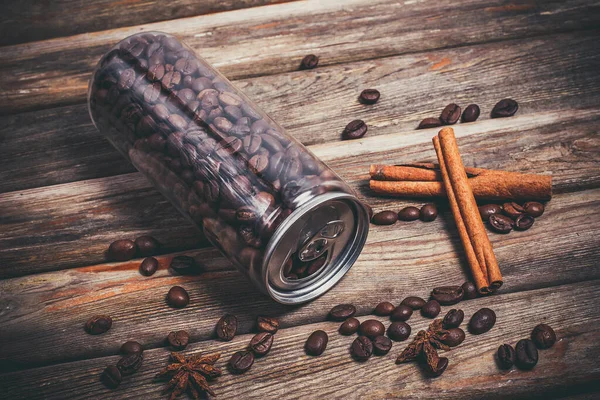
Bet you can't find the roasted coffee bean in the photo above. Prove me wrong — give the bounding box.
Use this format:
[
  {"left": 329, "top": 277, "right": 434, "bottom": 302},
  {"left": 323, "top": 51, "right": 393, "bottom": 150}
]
[
  {"left": 461, "top": 104, "right": 480, "bottom": 123},
  {"left": 341, "top": 119, "right": 368, "bottom": 140},
  {"left": 139, "top": 257, "right": 159, "bottom": 276},
  {"left": 228, "top": 350, "right": 254, "bottom": 374},
  {"left": 257, "top": 316, "right": 280, "bottom": 334},
  {"left": 491, "top": 99, "right": 519, "bottom": 118},
  {"left": 374, "top": 301, "right": 395, "bottom": 316},
  {"left": 372, "top": 336, "right": 393, "bottom": 356},
  {"left": 442, "top": 309, "right": 464, "bottom": 329},
  {"left": 107, "top": 239, "right": 137, "bottom": 261},
  {"left": 300, "top": 54, "right": 319, "bottom": 70},
  {"left": 359, "top": 320, "right": 386, "bottom": 339},
  {"left": 339, "top": 317, "right": 360, "bottom": 335},
  {"left": 249, "top": 153, "right": 269, "bottom": 174},
  {"left": 497, "top": 344, "right": 516, "bottom": 369},
  {"left": 417, "top": 117, "right": 443, "bottom": 129},
  {"left": 249, "top": 332, "right": 274, "bottom": 356},
  {"left": 419, "top": 203, "right": 438, "bottom": 222},
  {"left": 242, "top": 134, "right": 262, "bottom": 155},
  {"left": 359, "top": 89, "right": 381, "bottom": 105},
  {"left": 166, "top": 286, "right": 189, "bottom": 308},
  {"left": 523, "top": 201, "right": 545, "bottom": 218},
  {"left": 101, "top": 365, "right": 122, "bottom": 389},
  {"left": 515, "top": 339, "right": 538, "bottom": 370},
  {"left": 170, "top": 255, "right": 200, "bottom": 274},
  {"left": 427, "top": 357, "right": 449, "bottom": 377},
  {"left": 305, "top": 330, "right": 328, "bottom": 356},
  {"left": 469, "top": 308, "right": 496, "bottom": 334},
  {"left": 118, "top": 68, "right": 136, "bottom": 90},
  {"left": 216, "top": 314, "right": 238, "bottom": 341},
  {"left": 461, "top": 281, "right": 478, "bottom": 299},
  {"left": 503, "top": 202, "right": 525, "bottom": 219},
  {"left": 85, "top": 315, "right": 113, "bottom": 335},
  {"left": 387, "top": 321, "right": 411, "bottom": 342},
  {"left": 391, "top": 305, "right": 413, "bottom": 322},
  {"left": 401, "top": 296, "right": 427, "bottom": 310},
  {"left": 441, "top": 328, "right": 465, "bottom": 347},
  {"left": 431, "top": 286, "right": 464, "bottom": 305},
  {"left": 117, "top": 352, "right": 144, "bottom": 376},
  {"left": 531, "top": 324, "right": 556, "bottom": 349},
  {"left": 120, "top": 341, "right": 143, "bottom": 355},
  {"left": 351, "top": 336, "right": 374, "bottom": 361},
  {"left": 421, "top": 300, "right": 441, "bottom": 318},
  {"left": 440, "top": 103, "right": 461, "bottom": 125},
  {"left": 398, "top": 206, "right": 420, "bottom": 221},
  {"left": 134, "top": 235, "right": 160, "bottom": 256},
  {"left": 161, "top": 70, "right": 181, "bottom": 89},
  {"left": 167, "top": 330, "right": 190, "bottom": 350},
  {"left": 478, "top": 204, "right": 502, "bottom": 221},
  {"left": 514, "top": 214, "right": 534, "bottom": 230},
  {"left": 489, "top": 214, "right": 514, "bottom": 233},
  {"left": 329, "top": 304, "right": 356, "bottom": 321},
  {"left": 371, "top": 210, "right": 398, "bottom": 225}
]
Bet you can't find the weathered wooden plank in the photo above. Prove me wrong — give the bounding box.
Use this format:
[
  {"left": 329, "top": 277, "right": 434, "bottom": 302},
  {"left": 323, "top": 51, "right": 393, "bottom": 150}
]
[
  {"left": 0, "top": 0, "right": 292, "bottom": 47},
  {"left": 1, "top": 31, "right": 599, "bottom": 193},
  {"left": 1, "top": 188, "right": 598, "bottom": 370},
  {"left": 1, "top": 280, "right": 599, "bottom": 399},
  {"left": 1, "top": 0, "right": 599, "bottom": 114}
]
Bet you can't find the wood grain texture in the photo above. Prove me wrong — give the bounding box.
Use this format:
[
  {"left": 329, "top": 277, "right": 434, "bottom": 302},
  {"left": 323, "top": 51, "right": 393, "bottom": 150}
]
[
  {"left": 1, "top": 280, "right": 599, "bottom": 399},
  {"left": 1, "top": 187, "right": 598, "bottom": 370},
  {"left": 1, "top": 0, "right": 599, "bottom": 114},
  {"left": 0, "top": 0, "right": 292, "bottom": 46},
  {"left": 1, "top": 31, "right": 599, "bottom": 193}
]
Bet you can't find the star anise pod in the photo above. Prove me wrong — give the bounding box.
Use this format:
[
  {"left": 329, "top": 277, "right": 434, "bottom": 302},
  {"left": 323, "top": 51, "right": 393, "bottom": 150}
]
[
  {"left": 155, "top": 352, "right": 222, "bottom": 399},
  {"left": 395, "top": 319, "right": 451, "bottom": 366}
]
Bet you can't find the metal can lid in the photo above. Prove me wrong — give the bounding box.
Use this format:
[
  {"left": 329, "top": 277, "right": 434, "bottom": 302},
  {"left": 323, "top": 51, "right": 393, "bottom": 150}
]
[{"left": 260, "top": 191, "right": 369, "bottom": 304}]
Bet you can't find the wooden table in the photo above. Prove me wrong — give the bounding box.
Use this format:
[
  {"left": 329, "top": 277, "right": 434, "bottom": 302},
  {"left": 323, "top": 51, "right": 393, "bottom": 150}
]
[{"left": 1, "top": 1, "right": 599, "bottom": 398}]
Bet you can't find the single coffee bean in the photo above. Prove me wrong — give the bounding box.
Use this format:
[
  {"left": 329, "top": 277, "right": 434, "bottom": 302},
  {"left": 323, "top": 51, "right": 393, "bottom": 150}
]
[
  {"left": 469, "top": 308, "right": 496, "bottom": 334},
  {"left": 502, "top": 202, "right": 525, "bottom": 219},
  {"left": 139, "top": 257, "right": 159, "bottom": 276},
  {"left": 488, "top": 214, "right": 514, "bottom": 233},
  {"left": 461, "top": 281, "right": 478, "bottom": 300},
  {"left": 390, "top": 305, "right": 413, "bottom": 322},
  {"left": 107, "top": 239, "right": 137, "bottom": 261},
  {"left": 371, "top": 211, "right": 398, "bottom": 225},
  {"left": 431, "top": 286, "right": 464, "bottom": 305},
  {"left": 101, "top": 365, "right": 122, "bottom": 389},
  {"left": 166, "top": 286, "right": 189, "bottom": 308},
  {"left": 420, "top": 203, "right": 438, "bottom": 222},
  {"left": 169, "top": 255, "right": 199, "bottom": 274},
  {"left": 228, "top": 350, "right": 254, "bottom": 374},
  {"left": 491, "top": 99, "right": 519, "bottom": 118},
  {"left": 401, "top": 296, "right": 427, "bottom": 310},
  {"left": 531, "top": 324, "right": 556, "bottom": 349},
  {"left": 374, "top": 301, "right": 395, "bottom": 316},
  {"left": 300, "top": 54, "right": 319, "bottom": 70},
  {"left": 257, "top": 316, "right": 280, "bottom": 334},
  {"left": 249, "top": 332, "right": 274, "bottom": 356},
  {"left": 523, "top": 201, "right": 545, "bottom": 218},
  {"left": 387, "top": 321, "right": 411, "bottom": 342},
  {"left": 341, "top": 119, "right": 368, "bottom": 140},
  {"left": 514, "top": 214, "right": 535, "bottom": 230},
  {"left": 351, "top": 336, "right": 374, "bottom": 361},
  {"left": 441, "top": 328, "right": 465, "bottom": 347},
  {"left": 120, "top": 341, "right": 143, "bottom": 355},
  {"left": 515, "top": 339, "right": 538, "bottom": 370},
  {"left": 329, "top": 304, "right": 356, "bottom": 321},
  {"left": 440, "top": 103, "right": 462, "bottom": 125},
  {"left": 359, "top": 320, "right": 386, "bottom": 339},
  {"left": 398, "top": 206, "right": 420, "bottom": 222},
  {"left": 216, "top": 314, "right": 238, "bottom": 341},
  {"left": 461, "top": 104, "right": 480, "bottom": 123},
  {"left": 421, "top": 300, "right": 441, "bottom": 318},
  {"left": 85, "top": 315, "right": 113, "bottom": 335},
  {"left": 117, "top": 352, "right": 144, "bottom": 376},
  {"left": 339, "top": 317, "right": 360, "bottom": 335},
  {"left": 442, "top": 309, "right": 464, "bottom": 329},
  {"left": 359, "top": 89, "right": 380, "bottom": 105},
  {"left": 478, "top": 204, "right": 502, "bottom": 221},
  {"left": 167, "top": 330, "right": 190, "bottom": 350},
  {"left": 497, "top": 344, "right": 516, "bottom": 369},
  {"left": 417, "top": 117, "right": 442, "bottom": 129},
  {"left": 305, "top": 330, "right": 328, "bottom": 356},
  {"left": 118, "top": 68, "right": 136, "bottom": 90},
  {"left": 372, "top": 336, "right": 393, "bottom": 356},
  {"left": 427, "top": 357, "right": 449, "bottom": 377}
]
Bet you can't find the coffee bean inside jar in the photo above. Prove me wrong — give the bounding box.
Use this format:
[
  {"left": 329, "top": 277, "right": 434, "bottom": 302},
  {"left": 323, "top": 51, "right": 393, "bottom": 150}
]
[{"left": 88, "top": 32, "right": 369, "bottom": 304}]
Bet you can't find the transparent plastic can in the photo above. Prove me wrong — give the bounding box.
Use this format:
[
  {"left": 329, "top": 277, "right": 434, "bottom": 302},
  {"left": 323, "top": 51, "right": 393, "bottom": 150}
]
[{"left": 88, "top": 32, "right": 369, "bottom": 304}]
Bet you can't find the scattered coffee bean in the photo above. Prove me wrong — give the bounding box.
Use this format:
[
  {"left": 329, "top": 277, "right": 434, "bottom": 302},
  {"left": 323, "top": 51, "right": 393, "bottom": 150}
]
[
  {"left": 249, "top": 332, "right": 274, "bottom": 356},
  {"left": 228, "top": 350, "right": 255, "bottom": 374},
  {"left": 216, "top": 314, "right": 238, "bottom": 341},
  {"left": 461, "top": 104, "right": 480, "bottom": 123},
  {"left": 305, "top": 330, "right": 328, "bottom": 356},
  {"left": 359, "top": 89, "right": 381, "bottom": 105},
  {"left": 101, "top": 365, "right": 122, "bottom": 389},
  {"left": 417, "top": 117, "right": 443, "bottom": 129},
  {"left": 427, "top": 357, "right": 449, "bottom": 377},
  {"left": 514, "top": 214, "right": 534, "bottom": 231},
  {"left": 442, "top": 309, "right": 464, "bottom": 329},
  {"left": 257, "top": 316, "right": 279, "bottom": 334},
  {"left": 85, "top": 315, "right": 112, "bottom": 335},
  {"left": 169, "top": 255, "right": 199, "bottom": 274},
  {"left": 431, "top": 286, "right": 464, "bottom": 305},
  {"left": 139, "top": 257, "right": 159, "bottom": 276},
  {"left": 117, "top": 352, "right": 144, "bottom": 376},
  {"left": 469, "top": 308, "right": 496, "bottom": 334},
  {"left": 441, "top": 328, "right": 465, "bottom": 347},
  {"left": 167, "top": 330, "right": 190, "bottom": 350},
  {"left": 300, "top": 54, "right": 319, "bottom": 70},
  {"left": 531, "top": 324, "right": 556, "bottom": 349},
  {"left": 491, "top": 99, "right": 519, "bottom": 118},
  {"left": 488, "top": 214, "right": 514, "bottom": 233},
  {"left": 502, "top": 202, "right": 525, "bottom": 219},
  {"left": 372, "top": 336, "right": 393, "bottom": 356},
  {"left": 478, "top": 204, "right": 502, "bottom": 221},
  {"left": 371, "top": 211, "right": 398, "bottom": 225},
  {"left": 523, "top": 201, "right": 545, "bottom": 218},
  {"left": 421, "top": 300, "right": 441, "bottom": 318},
  {"left": 461, "top": 281, "right": 478, "bottom": 300},
  {"left": 390, "top": 305, "right": 413, "bottom": 322},
  {"left": 107, "top": 239, "right": 137, "bottom": 261},
  {"left": 398, "top": 206, "right": 420, "bottom": 221},
  {"left": 351, "top": 336, "right": 374, "bottom": 361},
  {"left": 374, "top": 301, "right": 395, "bottom": 316},
  {"left": 359, "top": 320, "right": 386, "bottom": 339},
  {"left": 440, "top": 103, "right": 462, "bottom": 125},
  {"left": 419, "top": 203, "right": 438, "bottom": 222},
  {"left": 120, "top": 341, "right": 143, "bottom": 355},
  {"left": 401, "top": 296, "right": 426, "bottom": 310},
  {"left": 515, "top": 339, "right": 538, "bottom": 370},
  {"left": 387, "top": 321, "right": 411, "bottom": 342},
  {"left": 339, "top": 317, "right": 360, "bottom": 335},
  {"left": 329, "top": 304, "right": 356, "bottom": 321},
  {"left": 166, "top": 286, "right": 189, "bottom": 308},
  {"left": 497, "top": 344, "right": 516, "bottom": 369},
  {"left": 341, "top": 119, "right": 368, "bottom": 140},
  {"left": 134, "top": 235, "right": 160, "bottom": 256}
]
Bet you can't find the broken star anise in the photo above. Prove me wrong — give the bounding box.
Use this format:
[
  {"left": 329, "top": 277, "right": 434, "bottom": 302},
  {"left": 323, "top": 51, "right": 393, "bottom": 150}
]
[
  {"left": 395, "top": 319, "right": 451, "bottom": 376},
  {"left": 155, "top": 352, "right": 222, "bottom": 399}
]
